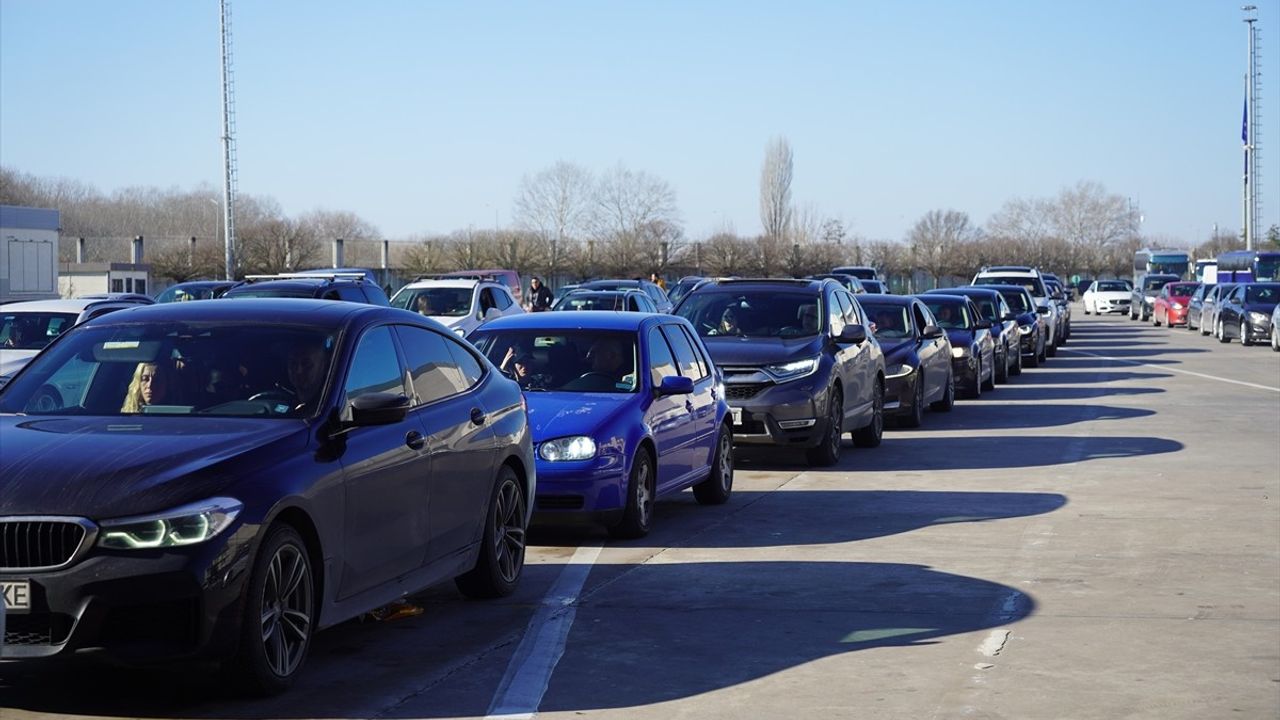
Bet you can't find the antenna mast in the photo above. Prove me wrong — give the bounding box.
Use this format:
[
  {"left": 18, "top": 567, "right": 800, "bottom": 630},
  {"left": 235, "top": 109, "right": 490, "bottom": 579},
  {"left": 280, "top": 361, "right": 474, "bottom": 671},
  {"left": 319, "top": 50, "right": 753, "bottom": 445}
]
[
  {"left": 219, "top": 0, "right": 239, "bottom": 279},
  {"left": 1243, "top": 6, "right": 1262, "bottom": 250}
]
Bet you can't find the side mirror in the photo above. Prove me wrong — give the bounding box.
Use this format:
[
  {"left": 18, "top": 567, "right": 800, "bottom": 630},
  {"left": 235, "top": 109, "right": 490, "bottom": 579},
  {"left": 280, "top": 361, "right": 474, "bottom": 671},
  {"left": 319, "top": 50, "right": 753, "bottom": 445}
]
[
  {"left": 1002, "top": 312, "right": 1016, "bottom": 322},
  {"left": 921, "top": 324, "right": 945, "bottom": 340},
  {"left": 483, "top": 307, "right": 501, "bottom": 321},
  {"left": 1036, "top": 306, "right": 1051, "bottom": 316},
  {"left": 655, "top": 375, "right": 694, "bottom": 396},
  {"left": 975, "top": 320, "right": 992, "bottom": 329},
  {"left": 837, "top": 324, "right": 867, "bottom": 344},
  {"left": 349, "top": 392, "right": 410, "bottom": 426}
]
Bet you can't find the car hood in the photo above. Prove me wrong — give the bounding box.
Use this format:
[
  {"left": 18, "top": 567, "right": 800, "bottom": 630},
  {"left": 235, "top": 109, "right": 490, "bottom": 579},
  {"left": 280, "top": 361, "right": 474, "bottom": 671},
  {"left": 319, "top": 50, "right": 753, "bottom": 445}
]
[
  {"left": 1244, "top": 301, "right": 1280, "bottom": 313},
  {"left": 943, "top": 329, "right": 976, "bottom": 348},
  {"left": 0, "top": 349, "right": 38, "bottom": 381},
  {"left": 0, "top": 416, "right": 307, "bottom": 518},
  {"left": 427, "top": 314, "right": 467, "bottom": 328},
  {"left": 699, "top": 335, "right": 823, "bottom": 367},
  {"left": 877, "top": 339, "right": 918, "bottom": 363},
  {"left": 525, "top": 393, "right": 631, "bottom": 443}
]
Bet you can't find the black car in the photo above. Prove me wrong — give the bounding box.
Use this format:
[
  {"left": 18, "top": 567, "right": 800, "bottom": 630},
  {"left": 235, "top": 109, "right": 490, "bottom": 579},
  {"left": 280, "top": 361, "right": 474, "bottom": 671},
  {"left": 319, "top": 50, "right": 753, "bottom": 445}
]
[
  {"left": 0, "top": 299, "right": 534, "bottom": 692},
  {"left": 856, "top": 294, "right": 954, "bottom": 427},
  {"left": 972, "top": 284, "right": 1047, "bottom": 368},
  {"left": 1130, "top": 274, "right": 1180, "bottom": 321},
  {"left": 808, "top": 273, "right": 866, "bottom": 294},
  {"left": 553, "top": 289, "right": 657, "bottom": 313},
  {"left": 674, "top": 278, "right": 885, "bottom": 466},
  {"left": 665, "top": 276, "right": 708, "bottom": 307},
  {"left": 917, "top": 294, "right": 997, "bottom": 398},
  {"left": 860, "top": 279, "right": 889, "bottom": 294},
  {"left": 1215, "top": 282, "right": 1280, "bottom": 345},
  {"left": 578, "top": 279, "right": 673, "bottom": 313},
  {"left": 224, "top": 272, "right": 391, "bottom": 306},
  {"left": 154, "top": 280, "right": 242, "bottom": 303},
  {"left": 925, "top": 287, "right": 1021, "bottom": 380}
]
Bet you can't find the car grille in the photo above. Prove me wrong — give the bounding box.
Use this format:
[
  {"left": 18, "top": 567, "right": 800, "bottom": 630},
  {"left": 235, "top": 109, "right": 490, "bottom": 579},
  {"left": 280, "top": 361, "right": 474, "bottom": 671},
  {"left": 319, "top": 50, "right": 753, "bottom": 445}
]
[
  {"left": 536, "top": 495, "right": 585, "bottom": 510},
  {"left": 725, "top": 384, "right": 769, "bottom": 401},
  {"left": 4, "top": 613, "right": 73, "bottom": 646},
  {"left": 0, "top": 519, "right": 89, "bottom": 570}
]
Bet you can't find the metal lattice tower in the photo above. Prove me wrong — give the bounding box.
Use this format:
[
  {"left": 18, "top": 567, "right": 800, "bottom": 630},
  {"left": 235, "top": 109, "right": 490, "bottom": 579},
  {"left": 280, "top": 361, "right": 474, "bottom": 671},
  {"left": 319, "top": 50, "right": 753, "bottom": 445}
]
[
  {"left": 219, "top": 0, "right": 239, "bottom": 279},
  {"left": 1243, "top": 7, "right": 1263, "bottom": 248}
]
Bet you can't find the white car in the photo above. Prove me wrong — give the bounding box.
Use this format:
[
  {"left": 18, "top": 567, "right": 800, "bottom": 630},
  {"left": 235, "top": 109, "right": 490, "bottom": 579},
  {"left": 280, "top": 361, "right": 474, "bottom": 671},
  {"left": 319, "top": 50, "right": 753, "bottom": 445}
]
[
  {"left": 389, "top": 277, "right": 524, "bottom": 336},
  {"left": 1, "top": 297, "right": 150, "bottom": 387},
  {"left": 1082, "top": 280, "right": 1134, "bottom": 315},
  {"left": 973, "top": 266, "right": 1061, "bottom": 355}
]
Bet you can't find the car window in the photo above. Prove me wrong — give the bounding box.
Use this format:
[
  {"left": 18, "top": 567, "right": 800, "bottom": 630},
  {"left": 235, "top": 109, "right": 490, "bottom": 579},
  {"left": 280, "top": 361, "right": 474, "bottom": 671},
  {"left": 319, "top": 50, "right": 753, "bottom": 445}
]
[
  {"left": 344, "top": 326, "right": 406, "bottom": 405},
  {"left": 469, "top": 329, "right": 638, "bottom": 393},
  {"left": 834, "top": 292, "right": 855, "bottom": 326},
  {"left": 827, "top": 292, "right": 846, "bottom": 335},
  {"left": 479, "top": 288, "right": 496, "bottom": 313},
  {"left": 647, "top": 327, "right": 679, "bottom": 387},
  {"left": 645, "top": 284, "right": 667, "bottom": 304},
  {"left": 678, "top": 325, "right": 710, "bottom": 378},
  {"left": 676, "top": 291, "right": 821, "bottom": 338},
  {"left": 395, "top": 325, "right": 469, "bottom": 404},
  {"left": 662, "top": 324, "right": 704, "bottom": 380},
  {"left": 493, "top": 287, "right": 514, "bottom": 310},
  {"left": 860, "top": 302, "right": 911, "bottom": 339},
  {"left": 1246, "top": 285, "right": 1279, "bottom": 303},
  {"left": 912, "top": 303, "right": 931, "bottom": 332}
]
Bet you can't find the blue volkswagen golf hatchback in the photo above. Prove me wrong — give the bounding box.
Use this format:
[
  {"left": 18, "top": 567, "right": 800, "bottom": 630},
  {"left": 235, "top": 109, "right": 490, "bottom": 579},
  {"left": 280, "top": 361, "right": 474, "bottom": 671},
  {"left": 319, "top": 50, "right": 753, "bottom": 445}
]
[{"left": 468, "top": 311, "right": 734, "bottom": 538}]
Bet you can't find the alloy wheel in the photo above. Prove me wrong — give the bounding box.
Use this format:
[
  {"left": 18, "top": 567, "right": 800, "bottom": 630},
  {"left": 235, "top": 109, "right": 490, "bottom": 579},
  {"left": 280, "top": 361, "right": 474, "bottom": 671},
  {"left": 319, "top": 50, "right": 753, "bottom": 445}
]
[
  {"left": 260, "top": 543, "right": 312, "bottom": 680},
  {"left": 493, "top": 479, "right": 527, "bottom": 584}
]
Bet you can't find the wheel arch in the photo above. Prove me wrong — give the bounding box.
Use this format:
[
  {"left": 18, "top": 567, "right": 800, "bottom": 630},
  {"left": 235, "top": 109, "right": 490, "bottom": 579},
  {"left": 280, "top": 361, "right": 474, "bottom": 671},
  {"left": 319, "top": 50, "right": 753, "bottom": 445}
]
[{"left": 268, "top": 505, "right": 325, "bottom": 624}]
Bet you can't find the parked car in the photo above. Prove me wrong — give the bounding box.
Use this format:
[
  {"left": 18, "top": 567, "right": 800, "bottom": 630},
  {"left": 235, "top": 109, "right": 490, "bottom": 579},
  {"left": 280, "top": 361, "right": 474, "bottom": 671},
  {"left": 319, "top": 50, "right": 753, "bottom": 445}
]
[
  {"left": 972, "top": 266, "right": 1060, "bottom": 355},
  {"left": 831, "top": 265, "right": 878, "bottom": 281},
  {"left": 468, "top": 312, "right": 732, "bottom": 538},
  {"left": 1185, "top": 282, "right": 1217, "bottom": 332},
  {"left": 1152, "top": 281, "right": 1199, "bottom": 327},
  {"left": 577, "top": 279, "right": 673, "bottom": 313},
  {"left": 809, "top": 273, "right": 867, "bottom": 294},
  {"left": 0, "top": 297, "right": 153, "bottom": 390},
  {"left": 1082, "top": 279, "right": 1134, "bottom": 315},
  {"left": 1215, "top": 282, "right": 1280, "bottom": 345},
  {"left": 859, "top": 279, "right": 889, "bottom": 294},
  {"left": 1199, "top": 283, "right": 1239, "bottom": 337},
  {"left": 0, "top": 299, "right": 534, "bottom": 692},
  {"left": 552, "top": 283, "right": 582, "bottom": 306},
  {"left": 1042, "top": 276, "right": 1072, "bottom": 342},
  {"left": 224, "top": 272, "right": 391, "bottom": 306},
  {"left": 294, "top": 267, "right": 381, "bottom": 285},
  {"left": 855, "top": 294, "right": 954, "bottom": 427},
  {"left": 665, "top": 276, "right": 709, "bottom": 307},
  {"left": 918, "top": 293, "right": 997, "bottom": 397},
  {"left": 154, "top": 280, "right": 241, "bottom": 303},
  {"left": 389, "top": 277, "right": 523, "bottom": 336},
  {"left": 77, "top": 292, "right": 156, "bottom": 304},
  {"left": 925, "top": 287, "right": 1021, "bottom": 380},
  {"left": 437, "top": 269, "right": 523, "bottom": 306},
  {"left": 552, "top": 289, "right": 657, "bottom": 313},
  {"left": 1130, "top": 274, "right": 1179, "bottom": 321},
  {"left": 674, "top": 278, "right": 884, "bottom": 466},
  {"left": 1272, "top": 304, "right": 1280, "bottom": 351},
  {"left": 972, "top": 284, "right": 1047, "bottom": 367}
]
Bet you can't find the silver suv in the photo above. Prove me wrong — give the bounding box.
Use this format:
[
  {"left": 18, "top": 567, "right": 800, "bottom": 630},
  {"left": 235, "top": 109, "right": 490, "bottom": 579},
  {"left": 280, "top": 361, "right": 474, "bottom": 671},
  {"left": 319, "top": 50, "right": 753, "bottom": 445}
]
[{"left": 972, "top": 266, "right": 1060, "bottom": 357}]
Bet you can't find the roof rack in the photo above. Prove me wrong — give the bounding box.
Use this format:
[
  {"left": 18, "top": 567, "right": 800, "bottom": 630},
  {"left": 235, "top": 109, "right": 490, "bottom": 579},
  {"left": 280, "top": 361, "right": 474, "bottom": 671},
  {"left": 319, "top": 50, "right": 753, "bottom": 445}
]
[
  {"left": 244, "top": 272, "right": 369, "bottom": 283},
  {"left": 713, "top": 278, "right": 815, "bottom": 285},
  {"left": 412, "top": 273, "right": 499, "bottom": 283}
]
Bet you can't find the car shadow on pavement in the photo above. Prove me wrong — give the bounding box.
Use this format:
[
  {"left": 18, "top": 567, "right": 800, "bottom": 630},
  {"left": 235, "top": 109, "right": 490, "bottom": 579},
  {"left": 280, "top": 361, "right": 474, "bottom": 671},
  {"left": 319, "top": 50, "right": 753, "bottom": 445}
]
[
  {"left": 0, "top": 561, "right": 1037, "bottom": 718},
  {"left": 983, "top": 384, "right": 1164, "bottom": 401},
  {"left": 924, "top": 403, "right": 1155, "bottom": 430},
  {"left": 1007, "top": 370, "right": 1172, "bottom": 384}
]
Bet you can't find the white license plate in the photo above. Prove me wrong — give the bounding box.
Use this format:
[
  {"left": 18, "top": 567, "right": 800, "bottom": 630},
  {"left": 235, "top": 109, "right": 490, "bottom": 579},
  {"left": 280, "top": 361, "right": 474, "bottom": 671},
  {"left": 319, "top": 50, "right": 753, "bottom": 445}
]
[
  {"left": 1, "top": 579, "right": 30, "bottom": 611},
  {"left": 730, "top": 407, "right": 743, "bottom": 426}
]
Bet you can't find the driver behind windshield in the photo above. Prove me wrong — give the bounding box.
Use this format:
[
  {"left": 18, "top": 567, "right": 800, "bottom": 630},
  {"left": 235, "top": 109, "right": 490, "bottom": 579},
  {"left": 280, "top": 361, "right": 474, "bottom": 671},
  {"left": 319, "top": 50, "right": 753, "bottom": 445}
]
[{"left": 286, "top": 339, "right": 328, "bottom": 414}]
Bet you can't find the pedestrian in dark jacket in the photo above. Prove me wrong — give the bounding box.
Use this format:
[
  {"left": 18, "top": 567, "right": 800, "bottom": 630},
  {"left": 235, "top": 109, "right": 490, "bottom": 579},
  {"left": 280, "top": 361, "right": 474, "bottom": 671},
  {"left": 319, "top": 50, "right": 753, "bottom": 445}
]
[{"left": 528, "top": 277, "right": 554, "bottom": 312}]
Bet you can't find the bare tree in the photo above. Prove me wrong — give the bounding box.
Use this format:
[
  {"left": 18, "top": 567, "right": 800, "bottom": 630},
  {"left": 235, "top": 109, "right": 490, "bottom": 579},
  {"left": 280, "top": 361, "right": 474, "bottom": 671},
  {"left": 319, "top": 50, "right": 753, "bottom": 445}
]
[
  {"left": 590, "top": 164, "right": 682, "bottom": 277},
  {"left": 514, "top": 161, "right": 595, "bottom": 248},
  {"left": 1050, "top": 181, "right": 1137, "bottom": 279},
  {"left": 759, "top": 136, "right": 793, "bottom": 242},
  {"left": 908, "top": 209, "right": 980, "bottom": 286}
]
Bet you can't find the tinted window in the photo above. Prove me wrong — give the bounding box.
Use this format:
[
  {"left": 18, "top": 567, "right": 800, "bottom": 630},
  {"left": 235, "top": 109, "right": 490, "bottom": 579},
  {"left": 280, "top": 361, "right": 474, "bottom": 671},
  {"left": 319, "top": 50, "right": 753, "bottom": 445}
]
[
  {"left": 827, "top": 292, "right": 846, "bottom": 335},
  {"left": 922, "top": 300, "right": 968, "bottom": 329},
  {"left": 493, "top": 287, "right": 514, "bottom": 310},
  {"left": 479, "top": 288, "right": 496, "bottom": 312},
  {"left": 860, "top": 302, "right": 912, "bottom": 340},
  {"left": 677, "top": 291, "right": 821, "bottom": 338},
  {"left": 469, "top": 329, "right": 638, "bottom": 393},
  {"left": 648, "top": 327, "right": 679, "bottom": 387},
  {"left": 446, "top": 336, "right": 484, "bottom": 387},
  {"left": 1244, "top": 285, "right": 1276, "bottom": 303},
  {"left": 662, "top": 325, "right": 703, "bottom": 380},
  {"left": 1, "top": 312, "right": 79, "bottom": 350},
  {"left": 834, "top": 292, "right": 856, "bottom": 326},
  {"left": 345, "top": 326, "right": 405, "bottom": 404},
  {"left": 912, "top": 303, "right": 933, "bottom": 332},
  {"left": 678, "top": 325, "right": 710, "bottom": 379},
  {"left": 396, "top": 325, "right": 468, "bottom": 404}
]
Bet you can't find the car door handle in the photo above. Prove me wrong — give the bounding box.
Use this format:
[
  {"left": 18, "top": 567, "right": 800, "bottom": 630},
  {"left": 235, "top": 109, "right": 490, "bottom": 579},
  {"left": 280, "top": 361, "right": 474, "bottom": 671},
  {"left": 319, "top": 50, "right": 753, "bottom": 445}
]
[
  {"left": 470, "top": 407, "right": 487, "bottom": 426},
  {"left": 405, "top": 430, "right": 426, "bottom": 450}
]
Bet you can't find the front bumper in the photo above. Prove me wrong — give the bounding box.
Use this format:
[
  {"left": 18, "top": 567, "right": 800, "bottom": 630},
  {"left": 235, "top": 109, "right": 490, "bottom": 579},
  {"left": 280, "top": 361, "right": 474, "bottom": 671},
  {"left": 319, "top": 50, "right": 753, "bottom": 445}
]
[
  {"left": 725, "top": 379, "right": 833, "bottom": 448},
  {"left": 1166, "top": 306, "right": 1188, "bottom": 325},
  {"left": 531, "top": 453, "right": 628, "bottom": 526},
  {"left": 883, "top": 371, "right": 916, "bottom": 417},
  {"left": 951, "top": 355, "right": 980, "bottom": 391},
  {"left": 1, "top": 525, "right": 253, "bottom": 664},
  {"left": 1094, "top": 299, "right": 1131, "bottom": 313}
]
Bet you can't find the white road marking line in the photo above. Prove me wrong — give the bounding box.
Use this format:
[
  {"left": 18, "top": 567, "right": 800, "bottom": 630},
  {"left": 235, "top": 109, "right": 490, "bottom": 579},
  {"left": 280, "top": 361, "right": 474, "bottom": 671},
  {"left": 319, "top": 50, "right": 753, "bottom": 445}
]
[
  {"left": 1059, "top": 348, "right": 1280, "bottom": 392},
  {"left": 485, "top": 544, "right": 603, "bottom": 720}
]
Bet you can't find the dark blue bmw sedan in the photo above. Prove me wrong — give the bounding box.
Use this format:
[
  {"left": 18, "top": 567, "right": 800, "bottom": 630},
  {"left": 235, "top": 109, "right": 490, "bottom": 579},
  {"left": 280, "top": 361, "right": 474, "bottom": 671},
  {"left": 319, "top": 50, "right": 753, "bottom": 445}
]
[
  {"left": 468, "top": 311, "right": 733, "bottom": 539},
  {"left": 0, "top": 299, "right": 534, "bottom": 693}
]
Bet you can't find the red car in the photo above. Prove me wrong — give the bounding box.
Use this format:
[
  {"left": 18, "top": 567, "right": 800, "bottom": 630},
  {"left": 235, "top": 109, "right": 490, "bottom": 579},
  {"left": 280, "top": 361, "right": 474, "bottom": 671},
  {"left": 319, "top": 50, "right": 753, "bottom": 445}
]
[{"left": 1153, "top": 282, "right": 1199, "bottom": 327}]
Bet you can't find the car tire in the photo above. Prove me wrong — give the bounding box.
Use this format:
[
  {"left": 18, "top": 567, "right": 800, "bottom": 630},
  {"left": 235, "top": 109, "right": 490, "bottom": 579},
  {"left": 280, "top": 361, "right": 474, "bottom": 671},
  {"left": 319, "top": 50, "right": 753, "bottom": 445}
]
[
  {"left": 229, "top": 524, "right": 315, "bottom": 696},
  {"left": 1240, "top": 321, "right": 1252, "bottom": 346},
  {"left": 851, "top": 380, "right": 884, "bottom": 448},
  {"left": 693, "top": 423, "right": 734, "bottom": 504},
  {"left": 900, "top": 379, "right": 924, "bottom": 429},
  {"left": 1201, "top": 317, "right": 1212, "bottom": 336},
  {"left": 1037, "top": 335, "right": 1047, "bottom": 365},
  {"left": 455, "top": 465, "right": 527, "bottom": 599},
  {"left": 609, "top": 449, "right": 655, "bottom": 539},
  {"left": 996, "top": 349, "right": 1009, "bottom": 384},
  {"left": 965, "top": 362, "right": 982, "bottom": 399},
  {"left": 1272, "top": 324, "right": 1279, "bottom": 351},
  {"left": 1046, "top": 340, "right": 1057, "bottom": 357},
  {"left": 1217, "top": 319, "right": 1230, "bottom": 343},
  {"left": 1152, "top": 311, "right": 1161, "bottom": 327},
  {"left": 807, "top": 387, "right": 844, "bottom": 466},
  {"left": 1010, "top": 346, "right": 1023, "bottom": 376},
  {"left": 930, "top": 370, "right": 954, "bottom": 412},
  {"left": 981, "top": 356, "right": 996, "bottom": 391}
]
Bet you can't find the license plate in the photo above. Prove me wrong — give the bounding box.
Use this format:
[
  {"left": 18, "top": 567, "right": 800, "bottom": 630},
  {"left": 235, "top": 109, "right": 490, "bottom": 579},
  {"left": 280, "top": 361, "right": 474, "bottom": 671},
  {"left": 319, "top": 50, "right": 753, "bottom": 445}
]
[
  {"left": 1, "top": 580, "right": 30, "bottom": 611},
  {"left": 730, "top": 407, "right": 743, "bottom": 426}
]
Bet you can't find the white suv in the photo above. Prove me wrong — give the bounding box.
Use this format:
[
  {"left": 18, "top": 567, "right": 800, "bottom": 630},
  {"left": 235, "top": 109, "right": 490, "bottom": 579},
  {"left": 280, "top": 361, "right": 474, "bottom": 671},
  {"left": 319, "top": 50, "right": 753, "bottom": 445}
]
[
  {"left": 389, "top": 277, "right": 524, "bottom": 336},
  {"left": 972, "top": 266, "right": 1060, "bottom": 356}
]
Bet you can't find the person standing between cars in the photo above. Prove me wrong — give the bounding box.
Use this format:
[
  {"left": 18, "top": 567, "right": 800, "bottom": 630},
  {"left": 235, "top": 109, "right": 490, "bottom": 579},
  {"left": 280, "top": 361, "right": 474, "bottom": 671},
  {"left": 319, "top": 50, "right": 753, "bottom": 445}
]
[
  {"left": 650, "top": 272, "right": 667, "bottom": 290},
  {"left": 528, "top": 277, "right": 554, "bottom": 312},
  {"left": 121, "top": 361, "right": 171, "bottom": 413}
]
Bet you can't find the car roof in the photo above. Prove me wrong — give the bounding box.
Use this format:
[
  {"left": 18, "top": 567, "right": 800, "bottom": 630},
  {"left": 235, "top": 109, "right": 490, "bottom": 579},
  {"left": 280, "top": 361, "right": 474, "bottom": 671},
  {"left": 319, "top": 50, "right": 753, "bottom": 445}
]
[
  {"left": 77, "top": 297, "right": 375, "bottom": 326},
  {"left": 2, "top": 298, "right": 133, "bottom": 313},
  {"left": 694, "top": 278, "right": 827, "bottom": 292},
  {"left": 856, "top": 294, "right": 913, "bottom": 306},
  {"left": 972, "top": 283, "right": 1032, "bottom": 296},
  {"left": 402, "top": 278, "right": 486, "bottom": 289},
  {"left": 927, "top": 286, "right": 1000, "bottom": 297},
  {"left": 581, "top": 279, "right": 645, "bottom": 288},
  {"left": 918, "top": 293, "right": 970, "bottom": 304},
  {"left": 166, "top": 280, "right": 238, "bottom": 289},
  {"left": 228, "top": 279, "right": 328, "bottom": 293},
  {"left": 476, "top": 310, "right": 677, "bottom": 333}
]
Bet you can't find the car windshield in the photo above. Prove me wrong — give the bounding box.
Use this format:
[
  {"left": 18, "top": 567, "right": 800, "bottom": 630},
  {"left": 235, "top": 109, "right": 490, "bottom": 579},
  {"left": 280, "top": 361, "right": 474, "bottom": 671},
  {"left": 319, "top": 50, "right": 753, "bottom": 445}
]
[
  {"left": 1257, "top": 259, "right": 1280, "bottom": 281},
  {"left": 1, "top": 312, "right": 79, "bottom": 351},
  {"left": 922, "top": 301, "right": 970, "bottom": 329},
  {"left": 861, "top": 280, "right": 886, "bottom": 293},
  {"left": 860, "top": 302, "right": 913, "bottom": 339},
  {"left": 156, "top": 285, "right": 220, "bottom": 302},
  {"left": 1246, "top": 285, "right": 1279, "bottom": 303},
  {"left": 391, "top": 287, "right": 473, "bottom": 316},
  {"left": 991, "top": 288, "right": 1031, "bottom": 313},
  {"left": 0, "top": 322, "right": 337, "bottom": 418},
  {"left": 468, "top": 329, "right": 638, "bottom": 393},
  {"left": 667, "top": 280, "right": 701, "bottom": 305},
  {"left": 227, "top": 287, "right": 314, "bottom": 299},
  {"left": 555, "top": 293, "right": 624, "bottom": 311},
  {"left": 1097, "top": 281, "right": 1129, "bottom": 292},
  {"left": 676, "top": 291, "right": 821, "bottom": 339},
  {"left": 980, "top": 276, "right": 1042, "bottom": 296},
  {"left": 1168, "top": 284, "right": 1196, "bottom": 298},
  {"left": 1144, "top": 278, "right": 1173, "bottom": 292}
]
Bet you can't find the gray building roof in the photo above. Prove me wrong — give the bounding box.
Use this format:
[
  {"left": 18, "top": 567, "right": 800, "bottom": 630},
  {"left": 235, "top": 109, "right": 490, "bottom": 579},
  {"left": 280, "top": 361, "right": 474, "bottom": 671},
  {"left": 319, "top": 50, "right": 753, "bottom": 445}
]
[{"left": 0, "top": 205, "right": 60, "bottom": 231}]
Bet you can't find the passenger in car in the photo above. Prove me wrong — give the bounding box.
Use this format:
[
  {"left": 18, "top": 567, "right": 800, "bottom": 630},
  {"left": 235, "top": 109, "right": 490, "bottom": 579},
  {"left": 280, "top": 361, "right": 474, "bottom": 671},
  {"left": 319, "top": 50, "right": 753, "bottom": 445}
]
[
  {"left": 585, "top": 339, "right": 627, "bottom": 381},
  {"left": 286, "top": 339, "right": 328, "bottom": 413},
  {"left": 121, "top": 361, "right": 171, "bottom": 413},
  {"left": 708, "top": 306, "right": 741, "bottom": 336},
  {"left": 416, "top": 294, "right": 437, "bottom": 316}
]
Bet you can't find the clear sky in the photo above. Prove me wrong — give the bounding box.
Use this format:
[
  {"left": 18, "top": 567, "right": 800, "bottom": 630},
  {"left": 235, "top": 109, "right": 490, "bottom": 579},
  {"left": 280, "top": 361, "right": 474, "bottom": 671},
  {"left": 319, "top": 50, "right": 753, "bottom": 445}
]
[{"left": 2, "top": 1, "right": 1277, "bottom": 245}]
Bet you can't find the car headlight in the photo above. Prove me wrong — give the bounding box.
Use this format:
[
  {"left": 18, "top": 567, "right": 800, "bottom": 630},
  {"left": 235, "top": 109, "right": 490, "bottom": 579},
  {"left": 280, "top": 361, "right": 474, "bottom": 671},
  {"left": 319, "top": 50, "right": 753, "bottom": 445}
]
[
  {"left": 1144, "top": 297, "right": 1154, "bottom": 306},
  {"left": 885, "top": 363, "right": 915, "bottom": 379},
  {"left": 951, "top": 347, "right": 969, "bottom": 358},
  {"left": 1018, "top": 324, "right": 1033, "bottom": 335},
  {"left": 539, "top": 436, "right": 597, "bottom": 461},
  {"left": 1171, "top": 302, "right": 1184, "bottom": 309},
  {"left": 764, "top": 357, "right": 820, "bottom": 381},
  {"left": 98, "top": 497, "right": 243, "bottom": 550},
  {"left": 1249, "top": 311, "right": 1269, "bottom": 324}
]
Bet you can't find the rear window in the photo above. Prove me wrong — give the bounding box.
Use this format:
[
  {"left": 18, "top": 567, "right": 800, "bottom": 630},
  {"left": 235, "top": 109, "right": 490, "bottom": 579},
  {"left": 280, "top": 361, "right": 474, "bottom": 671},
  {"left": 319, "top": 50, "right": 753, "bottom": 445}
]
[{"left": 1, "top": 312, "right": 79, "bottom": 351}]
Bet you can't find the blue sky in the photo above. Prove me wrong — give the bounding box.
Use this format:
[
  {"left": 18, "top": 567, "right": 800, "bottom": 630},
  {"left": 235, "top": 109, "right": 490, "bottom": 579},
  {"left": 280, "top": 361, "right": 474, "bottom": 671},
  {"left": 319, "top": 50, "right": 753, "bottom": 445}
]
[{"left": 2, "top": 1, "right": 1276, "bottom": 244}]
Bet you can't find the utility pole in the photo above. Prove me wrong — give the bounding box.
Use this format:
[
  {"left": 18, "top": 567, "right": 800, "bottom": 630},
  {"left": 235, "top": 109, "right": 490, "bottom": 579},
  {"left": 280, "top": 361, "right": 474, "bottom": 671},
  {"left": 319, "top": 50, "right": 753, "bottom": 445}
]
[
  {"left": 1243, "top": 6, "right": 1261, "bottom": 250},
  {"left": 219, "top": 0, "right": 239, "bottom": 279}
]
